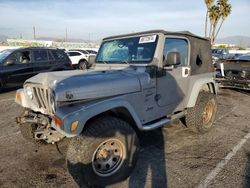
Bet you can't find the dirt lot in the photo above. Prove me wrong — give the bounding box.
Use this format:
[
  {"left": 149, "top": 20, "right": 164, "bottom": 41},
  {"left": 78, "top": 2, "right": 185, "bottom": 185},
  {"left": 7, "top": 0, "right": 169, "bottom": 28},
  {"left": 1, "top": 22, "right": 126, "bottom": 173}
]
[{"left": 0, "top": 88, "right": 250, "bottom": 188}]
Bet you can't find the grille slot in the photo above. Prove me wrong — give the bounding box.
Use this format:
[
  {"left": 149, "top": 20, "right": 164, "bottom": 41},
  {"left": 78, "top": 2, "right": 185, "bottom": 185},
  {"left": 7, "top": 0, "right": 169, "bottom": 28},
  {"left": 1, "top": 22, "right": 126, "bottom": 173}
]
[{"left": 32, "top": 87, "right": 51, "bottom": 114}]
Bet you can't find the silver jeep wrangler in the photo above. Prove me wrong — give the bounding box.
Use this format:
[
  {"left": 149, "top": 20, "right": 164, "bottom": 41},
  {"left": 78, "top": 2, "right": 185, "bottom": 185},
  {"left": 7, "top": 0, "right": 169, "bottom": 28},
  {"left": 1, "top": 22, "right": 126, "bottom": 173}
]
[{"left": 15, "top": 30, "right": 217, "bottom": 187}]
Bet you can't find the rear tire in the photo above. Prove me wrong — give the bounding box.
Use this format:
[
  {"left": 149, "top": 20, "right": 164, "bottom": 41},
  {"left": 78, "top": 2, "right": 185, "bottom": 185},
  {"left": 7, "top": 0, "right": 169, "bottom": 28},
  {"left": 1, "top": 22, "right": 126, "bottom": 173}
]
[
  {"left": 66, "top": 116, "right": 139, "bottom": 187},
  {"left": 185, "top": 91, "right": 217, "bottom": 133}
]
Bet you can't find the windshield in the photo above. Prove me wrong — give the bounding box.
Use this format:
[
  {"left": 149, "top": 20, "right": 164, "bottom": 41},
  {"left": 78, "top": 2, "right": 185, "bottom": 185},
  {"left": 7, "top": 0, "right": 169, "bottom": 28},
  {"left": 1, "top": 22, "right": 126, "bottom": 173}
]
[
  {"left": 96, "top": 35, "right": 158, "bottom": 64},
  {"left": 0, "top": 49, "right": 13, "bottom": 62}
]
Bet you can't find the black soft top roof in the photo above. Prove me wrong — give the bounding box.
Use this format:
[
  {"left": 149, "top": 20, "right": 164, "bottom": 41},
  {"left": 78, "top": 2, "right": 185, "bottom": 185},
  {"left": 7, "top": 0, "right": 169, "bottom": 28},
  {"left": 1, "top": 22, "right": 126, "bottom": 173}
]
[
  {"left": 103, "top": 29, "right": 213, "bottom": 75},
  {"left": 103, "top": 30, "right": 209, "bottom": 41}
]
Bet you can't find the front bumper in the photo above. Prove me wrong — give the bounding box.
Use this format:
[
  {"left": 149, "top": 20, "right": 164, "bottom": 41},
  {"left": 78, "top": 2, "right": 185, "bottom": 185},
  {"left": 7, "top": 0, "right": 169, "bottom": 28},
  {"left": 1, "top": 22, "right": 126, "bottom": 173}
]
[{"left": 216, "top": 78, "right": 250, "bottom": 90}]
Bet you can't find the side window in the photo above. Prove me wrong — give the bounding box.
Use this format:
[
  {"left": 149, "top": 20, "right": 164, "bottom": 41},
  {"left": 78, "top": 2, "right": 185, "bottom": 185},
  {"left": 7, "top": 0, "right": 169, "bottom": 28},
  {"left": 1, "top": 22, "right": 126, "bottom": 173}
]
[
  {"left": 7, "top": 51, "right": 31, "bottom": 64},
  {"left": 79, "top": 50, "right": 88, "bottom": 54},
  {"left": 68, "top": 52, "right": 81, "bottom": 56},
  {"left": 68, "top": 52, "right": 73, "bottom": 56},
  {"left": 33, "top": 50, "right": 48, "bottom": 62},
  {"left": 163, "top": 38, "right": 188, "bottom": 65},
  {"left": 52, "top": 50, "right": 67, "bottom": 60},
  {"left": 48, "top": 51, "right": 54, "bottom": 60}
]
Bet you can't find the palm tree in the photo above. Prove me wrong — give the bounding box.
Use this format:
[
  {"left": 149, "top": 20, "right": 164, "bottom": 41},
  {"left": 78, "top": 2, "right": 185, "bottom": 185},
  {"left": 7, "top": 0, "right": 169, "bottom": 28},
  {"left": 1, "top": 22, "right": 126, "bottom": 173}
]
[
  {"left": 209, "top": 5, "right": 220, "bottom": 44},
  {"left": 214, "top": 0, "right": 232, "bottom": 41},
  {"left": 204, "top": 0, "right": 214, "bottom": 37}
]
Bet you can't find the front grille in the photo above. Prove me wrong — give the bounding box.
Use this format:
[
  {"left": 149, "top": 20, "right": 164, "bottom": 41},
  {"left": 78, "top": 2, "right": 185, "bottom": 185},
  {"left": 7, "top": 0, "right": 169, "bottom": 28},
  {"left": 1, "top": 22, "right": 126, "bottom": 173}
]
[{"left": 32, "top": 86, "right": 52, "bottom": 114}]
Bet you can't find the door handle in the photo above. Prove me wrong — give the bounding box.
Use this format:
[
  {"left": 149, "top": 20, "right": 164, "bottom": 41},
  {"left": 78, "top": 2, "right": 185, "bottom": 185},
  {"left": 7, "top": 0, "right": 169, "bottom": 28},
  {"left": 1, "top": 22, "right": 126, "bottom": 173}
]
[{"left": 182, "top": 67, "right": 190, "bottom": 77}]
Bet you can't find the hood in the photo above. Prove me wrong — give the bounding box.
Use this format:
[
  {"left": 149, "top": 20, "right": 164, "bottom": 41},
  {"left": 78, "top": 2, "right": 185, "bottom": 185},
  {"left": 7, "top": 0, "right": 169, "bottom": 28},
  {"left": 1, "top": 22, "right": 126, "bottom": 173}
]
[{"left": 25, "top": 69, "right": 148, "bottom": 102}]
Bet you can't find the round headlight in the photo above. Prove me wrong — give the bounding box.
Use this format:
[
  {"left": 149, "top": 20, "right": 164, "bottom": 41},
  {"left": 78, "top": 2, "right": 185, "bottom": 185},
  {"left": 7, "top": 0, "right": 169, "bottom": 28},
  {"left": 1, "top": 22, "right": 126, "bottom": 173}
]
[{"left": 25, "top": 86, "right": 33, "bottom": 99}]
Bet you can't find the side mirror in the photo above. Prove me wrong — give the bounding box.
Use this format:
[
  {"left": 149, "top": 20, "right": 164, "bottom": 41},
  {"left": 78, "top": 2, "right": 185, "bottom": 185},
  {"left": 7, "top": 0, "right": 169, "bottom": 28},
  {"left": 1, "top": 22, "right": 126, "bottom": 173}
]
[
  {"left": 164, "top": 52, "right": 181, "bottom": 66},
  {"left": 5, "top": 59, "right": 15, "bottom": 66}
]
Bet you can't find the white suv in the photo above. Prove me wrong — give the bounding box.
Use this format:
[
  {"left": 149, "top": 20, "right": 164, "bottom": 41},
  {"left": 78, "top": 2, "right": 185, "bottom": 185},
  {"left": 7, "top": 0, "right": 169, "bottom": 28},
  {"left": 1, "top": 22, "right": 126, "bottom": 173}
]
[{"left": 67, "top": 49, "right": 96, "bottom": 70}]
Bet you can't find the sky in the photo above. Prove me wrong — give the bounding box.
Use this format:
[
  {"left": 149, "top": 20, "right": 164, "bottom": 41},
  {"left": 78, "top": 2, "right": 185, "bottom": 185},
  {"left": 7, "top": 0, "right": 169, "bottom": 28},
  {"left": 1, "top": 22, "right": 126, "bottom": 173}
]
[{"left": 0, "top": 0, "right": 249, "bottom": 40}]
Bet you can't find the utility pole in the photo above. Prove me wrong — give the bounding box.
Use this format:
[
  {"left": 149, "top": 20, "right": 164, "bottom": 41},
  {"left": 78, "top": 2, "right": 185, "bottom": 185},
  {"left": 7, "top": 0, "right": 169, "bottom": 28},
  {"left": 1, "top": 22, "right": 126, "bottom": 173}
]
[
  {"left": 33, "top": 26, "right": 36, "bottom": 40},
  {"left": 65, "top": 28, "right": 68, "bottom": 42}
]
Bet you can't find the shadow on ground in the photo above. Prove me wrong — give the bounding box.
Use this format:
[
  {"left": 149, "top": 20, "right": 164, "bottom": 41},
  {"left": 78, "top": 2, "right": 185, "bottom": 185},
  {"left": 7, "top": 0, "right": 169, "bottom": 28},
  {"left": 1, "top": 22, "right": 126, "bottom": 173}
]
[
  {"left": 128, "top": 128, "right": 167, "bottom": 188},
  {"left": 244, "top": 153, "right": 250, "bottom": 188},
  {"left": 67, "top": 127, "right": 168, "bottom": 188}
]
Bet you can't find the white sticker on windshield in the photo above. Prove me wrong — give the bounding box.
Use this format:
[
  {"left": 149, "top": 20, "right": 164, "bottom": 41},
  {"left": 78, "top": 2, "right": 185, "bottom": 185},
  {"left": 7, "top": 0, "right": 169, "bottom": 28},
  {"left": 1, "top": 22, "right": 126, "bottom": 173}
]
[{"left": 139, "top": 35, "right": 157, "bottom": 44}]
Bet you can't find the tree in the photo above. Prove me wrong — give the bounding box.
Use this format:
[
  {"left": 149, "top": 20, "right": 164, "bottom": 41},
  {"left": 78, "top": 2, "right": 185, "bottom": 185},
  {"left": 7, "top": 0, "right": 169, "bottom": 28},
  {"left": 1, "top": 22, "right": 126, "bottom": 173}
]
[
  {"left": 204, "top": 0, "right": 232, "bottom": 44},
  {"left": 209, "top": 5, "right": 220, "bottom": 44},
  {"left": 214, "top": 0, "right": 232, "bottom": 40},
  {"left": 204, "top": 0, "right": 214, "bottom": 37}
]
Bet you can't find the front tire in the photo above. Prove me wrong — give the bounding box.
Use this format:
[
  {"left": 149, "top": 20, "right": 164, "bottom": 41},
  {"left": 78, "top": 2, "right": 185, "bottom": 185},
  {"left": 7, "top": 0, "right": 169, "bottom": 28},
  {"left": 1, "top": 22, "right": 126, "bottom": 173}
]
[
  {"left": 66, "top": 116, "right": 139, "bottom": 187},
  {"left": 185, "top": 91, "right": 217, "bottom": 133}
]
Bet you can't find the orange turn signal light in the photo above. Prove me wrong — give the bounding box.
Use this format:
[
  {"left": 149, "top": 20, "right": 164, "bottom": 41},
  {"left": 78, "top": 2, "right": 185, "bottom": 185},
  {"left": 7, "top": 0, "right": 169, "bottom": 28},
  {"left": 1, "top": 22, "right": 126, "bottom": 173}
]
[
  {"left": 15, "top": 92, "right": 22, "bottom": 101},
  {"left": 70, "top": 121, "right": 79, "bottom": 132}
]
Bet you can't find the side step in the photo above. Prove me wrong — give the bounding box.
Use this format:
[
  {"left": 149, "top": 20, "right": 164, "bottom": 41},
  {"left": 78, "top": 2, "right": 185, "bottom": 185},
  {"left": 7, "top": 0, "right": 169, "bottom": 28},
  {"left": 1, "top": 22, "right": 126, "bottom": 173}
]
[
  {"left": 140, "top": 111, "right": 186, "bottom": 131},
  {"left": 140, "top": 118, "right": 171, "bottom": 131}
]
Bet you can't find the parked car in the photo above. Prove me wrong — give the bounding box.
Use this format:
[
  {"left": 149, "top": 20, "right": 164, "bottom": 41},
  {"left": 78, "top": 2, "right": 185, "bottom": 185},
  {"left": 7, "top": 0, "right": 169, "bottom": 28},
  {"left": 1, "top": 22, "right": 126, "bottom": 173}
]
[
  {"left": 216, "top": 57, "right": 250, "bottom": 90},
  {"left": 0, "top": 47, "right": 72, "bottom": 91},
  {"left": 212, "top": 48, "right": 230, "bottom": 60},
  {"left": 67, "top": 49, "right": 96, "bottom": 70},
  {"left": 227, "top": 53, "right": 243, "bottom": 60},
  {"left": 16, "top": 30, "right": 217, "bottom": 187},
  {"left": 235, "top": 53, "right": 250, "bottom": 61},
  {"left": 85, "top": 49, "right": 98, "bottom": 55}
]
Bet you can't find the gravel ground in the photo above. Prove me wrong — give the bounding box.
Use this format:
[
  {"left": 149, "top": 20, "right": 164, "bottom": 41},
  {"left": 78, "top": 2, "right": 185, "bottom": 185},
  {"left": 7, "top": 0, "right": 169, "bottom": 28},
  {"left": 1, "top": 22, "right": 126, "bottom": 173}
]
[{"left": 0, "top": 88, "right": 250, "bottom": 188}]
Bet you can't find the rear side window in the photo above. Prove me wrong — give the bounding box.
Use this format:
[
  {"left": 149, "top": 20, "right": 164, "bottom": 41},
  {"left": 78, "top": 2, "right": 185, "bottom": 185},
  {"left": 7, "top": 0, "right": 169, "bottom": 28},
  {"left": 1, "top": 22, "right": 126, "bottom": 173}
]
[
  {"left": 33, "top": 50, "right": 48, "bottom": 62},
  {"left": 52, "top": 50, "right": 67, "bottom": 60}
]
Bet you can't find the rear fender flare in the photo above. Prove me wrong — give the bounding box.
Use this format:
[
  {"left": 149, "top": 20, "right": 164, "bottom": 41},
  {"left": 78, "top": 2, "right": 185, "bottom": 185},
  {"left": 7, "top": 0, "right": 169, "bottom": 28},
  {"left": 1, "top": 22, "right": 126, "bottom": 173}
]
[{"left": 186, "top": 78, "right": 217, "bottom": 108}]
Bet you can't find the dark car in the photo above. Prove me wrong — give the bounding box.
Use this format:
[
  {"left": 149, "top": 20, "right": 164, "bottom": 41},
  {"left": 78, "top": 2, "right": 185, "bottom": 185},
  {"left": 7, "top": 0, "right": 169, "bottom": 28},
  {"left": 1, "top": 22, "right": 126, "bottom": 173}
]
[
  {"left": 216, "top": 58, "right": 250, "bottom": 90},
  {"left": 212, "top": 48, "right": 229, "bottom": 60},
  {"left": 235, "top": 54, "right": 250, "bottom": 61},
  {"left": 0, "top": 47, "right": 72, "bottom": 90}
]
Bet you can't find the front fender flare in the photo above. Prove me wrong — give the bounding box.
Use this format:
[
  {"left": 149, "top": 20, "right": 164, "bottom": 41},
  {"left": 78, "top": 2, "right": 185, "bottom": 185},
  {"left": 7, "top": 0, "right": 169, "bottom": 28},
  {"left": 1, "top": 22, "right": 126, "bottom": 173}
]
[{"left": 53, "top": 98, "right": 142, "bottom": 137}]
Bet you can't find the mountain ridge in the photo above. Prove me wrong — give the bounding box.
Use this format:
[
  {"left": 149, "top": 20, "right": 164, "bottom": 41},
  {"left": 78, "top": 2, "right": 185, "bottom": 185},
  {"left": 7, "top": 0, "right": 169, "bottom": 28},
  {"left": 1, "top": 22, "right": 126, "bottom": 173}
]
[{"left": 216, "top": 35, "right": 250, "bottom": 47}]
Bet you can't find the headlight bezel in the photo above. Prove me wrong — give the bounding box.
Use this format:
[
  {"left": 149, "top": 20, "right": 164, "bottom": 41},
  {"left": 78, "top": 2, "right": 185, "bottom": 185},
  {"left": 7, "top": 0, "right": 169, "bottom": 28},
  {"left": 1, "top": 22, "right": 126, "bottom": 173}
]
[{"left": 50, "top": 90, "right": 56, "bottom": 113}]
